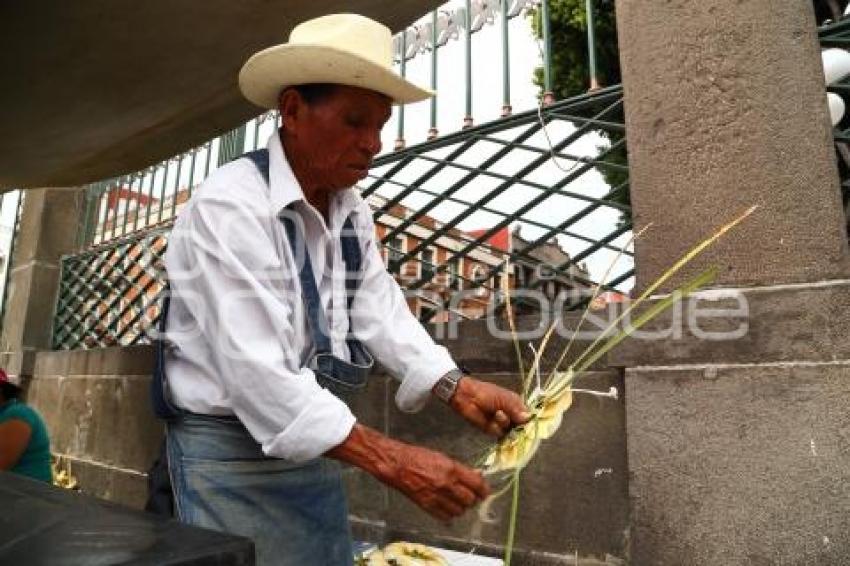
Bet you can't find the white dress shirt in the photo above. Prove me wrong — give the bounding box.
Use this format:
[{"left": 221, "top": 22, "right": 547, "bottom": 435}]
[{"left": 164, "top": 132, "right": 457, "bottom": 462}]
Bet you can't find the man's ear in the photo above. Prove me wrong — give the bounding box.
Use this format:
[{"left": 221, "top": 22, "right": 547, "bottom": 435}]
[{"left": 278, "top": 88, "right": 303, "bottom": 135}]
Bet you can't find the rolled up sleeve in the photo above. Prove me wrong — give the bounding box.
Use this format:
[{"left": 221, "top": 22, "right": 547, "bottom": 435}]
[{"left": 167, "top": 191, "right": 354, "bottom": 462}]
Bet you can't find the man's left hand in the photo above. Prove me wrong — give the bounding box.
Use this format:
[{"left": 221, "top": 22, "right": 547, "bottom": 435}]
[{"left": 447, "top": 377, "right": 530, "bottom": 438}]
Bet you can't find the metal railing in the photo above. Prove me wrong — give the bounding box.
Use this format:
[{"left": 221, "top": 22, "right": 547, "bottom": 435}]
[
  {"left": 52, "top": 0, "right": 632, "bottom": 349},
  {"left": 50, "top": 4, "right": 850, "bottom": 350},
  {"left": 73, "top": 0, "right": 593, "bottom": 252},
  {"left": 366, "top": 85, "right": 631, "bottom": 321},
  {"left": 43, "top": 3, "right": 850, "bottom": 349},
  {"left": 53, "top": 82, "right": 630, "bottom": 349},
  {"left": 53, "top": 229, "right": 168, "bottom": 350},
  {"left": 76, "top": 113, "right": 282, "bottom": 249}
]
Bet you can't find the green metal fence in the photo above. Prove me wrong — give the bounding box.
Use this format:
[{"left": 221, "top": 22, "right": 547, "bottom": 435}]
[
  {"left": 50, "top": 3, "right": 850, "bottom": 350},
  {"left": 53, "top": 0, "right": 634, "bottom": 349},
  {"left": 75, "top": 112, "right": 281, "bottom": 249},
  {"left": 53, "top": 82, "right": 630, "bottom": 349},
  {"left": 72, "top": 0, "right": 593, "bottom": 252},
  {"left": 365, "top": 85, "right": 631, "bottom": 321},
  {"left": 53, "top": 229, "right": 168, "bottom": 349}
]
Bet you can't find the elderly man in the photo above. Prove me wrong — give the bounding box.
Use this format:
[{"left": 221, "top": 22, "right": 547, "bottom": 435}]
[{"left": 162, "top": 13, "right": 529, "bottom": 565}]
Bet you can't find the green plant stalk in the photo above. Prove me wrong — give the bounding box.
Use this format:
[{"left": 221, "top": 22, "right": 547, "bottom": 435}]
[
  {"left": 488, "top": 267, "right": 719, "bottom": 478},
  {"left": 502, "top": 264, "right": 527, "bottom": 384},
  {"left": 525, "top": 322, "right": 558, "bottom": 399},
  {"left": 568, "top": 205, "right": 756, "bottom": 374},
  {"left": 545, "top": 267, "right": 717, "bottom": 401},
  {"left": 504, "top": 421, "right": 537, "bottom": 565},
  {"left": 504, "top": 468, "right": 521, "bottom": 566},
  {"left": 492, "top": 268, "right": 718, "bottom": 565},
  {"left": 579, "top": 268, "right": 717, "bottom": 370},
  {"left": 544, "top": 223, "right": 651, "bottom": 390}
]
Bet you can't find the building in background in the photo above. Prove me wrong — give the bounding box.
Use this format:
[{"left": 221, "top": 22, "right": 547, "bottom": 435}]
[
  {"left": 368, "top": 194, "right": 508, "bottom": 322},
  {"left": 469, "top": 225, "right": 597, "bottom": 309}
]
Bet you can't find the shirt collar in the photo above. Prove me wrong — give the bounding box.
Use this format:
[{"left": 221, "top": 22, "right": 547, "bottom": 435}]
[
  {"left": 267, "top": 131, "right": 306, "bottom": 214},
  {"left": 266, "top": 131, "right": 363, "bottom": 222}
]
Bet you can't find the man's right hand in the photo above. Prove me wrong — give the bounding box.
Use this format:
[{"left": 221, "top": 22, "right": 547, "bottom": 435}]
[
  {"left": 379, "top": 442, "right": 489, "bottom": 521},
  {"left": 326, "top": 423, "right": 490, "bottom": 522}
]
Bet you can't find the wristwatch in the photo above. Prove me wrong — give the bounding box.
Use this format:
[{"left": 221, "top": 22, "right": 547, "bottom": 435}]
[{"left": 433, "top": 368, "right": 465, "bottom": 403}]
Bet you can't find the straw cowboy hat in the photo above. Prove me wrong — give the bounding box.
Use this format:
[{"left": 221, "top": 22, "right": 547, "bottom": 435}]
[{"left": 239, "top": 13, "right": 432, "bottom": 109}]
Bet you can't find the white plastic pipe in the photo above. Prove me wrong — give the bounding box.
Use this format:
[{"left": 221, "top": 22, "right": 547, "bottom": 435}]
[
  {"left": 828, "top": 92, "right": 845, "bottom": 126},
  {"left": 822, "top": 48, "right": 850, "bottom": 84}
]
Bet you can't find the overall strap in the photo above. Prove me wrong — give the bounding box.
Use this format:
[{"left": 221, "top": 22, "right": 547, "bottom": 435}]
[
  {"left": 338, "top": 215, "right": 369, "bottom": 363},
  {"left": 242, "top": 149, "right": 365, "bottom": 357},
  {"left": 339, "top": 216, "right": 362, "bottom": 312},
  {"left": 242, "top": 149, "right": 270, "bottom": 184},
  {"left": 280, "top": 213, "right": 333, "bottom": 355},
  {"left": 151, "top": 285, "right": 182, "bottom": 419}
]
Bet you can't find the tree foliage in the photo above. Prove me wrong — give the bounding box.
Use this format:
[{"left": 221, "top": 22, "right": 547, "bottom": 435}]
[
  {"left": 528, "top": 0, "right": 628, "bottom": 223},
  {"left": 528, "top": 0, "right": 619, "bottom": 99}
]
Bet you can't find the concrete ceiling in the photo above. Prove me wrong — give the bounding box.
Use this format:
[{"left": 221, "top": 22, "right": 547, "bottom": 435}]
[{"left": 0, "top": 1, "right": 441, "bottom": 190}]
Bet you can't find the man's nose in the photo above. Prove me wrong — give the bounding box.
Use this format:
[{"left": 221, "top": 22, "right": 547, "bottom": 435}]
[{"left": 361, "top": 128, "right": 382, "bottom": 156}]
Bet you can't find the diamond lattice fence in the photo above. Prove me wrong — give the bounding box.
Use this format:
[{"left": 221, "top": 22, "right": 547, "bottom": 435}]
[{"left": 53, "top": 229, "right": 168, "bottom": 349}]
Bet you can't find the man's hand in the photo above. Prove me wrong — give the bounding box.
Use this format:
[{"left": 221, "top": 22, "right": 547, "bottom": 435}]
[
  {"left": 380, "top": 441, "right": 490, "bottom": 522},
  {"left": 447, "top": 377, "right": 530, "bottom": 438},
  {"left": 327, "top": 424, "right": 490, "bottom": 522}
]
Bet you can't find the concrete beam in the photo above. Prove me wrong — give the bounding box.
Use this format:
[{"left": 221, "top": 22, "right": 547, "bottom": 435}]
[
  {"left": 609, "top": 280, "right": 850, "bottom": 367},
  {"left": 0, "top": 2, "right": 442, "bottom": 189}
]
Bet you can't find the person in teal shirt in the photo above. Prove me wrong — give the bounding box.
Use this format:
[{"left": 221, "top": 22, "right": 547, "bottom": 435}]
[{"left": 0, "top": 369, "right": 51, "bottom": 482}]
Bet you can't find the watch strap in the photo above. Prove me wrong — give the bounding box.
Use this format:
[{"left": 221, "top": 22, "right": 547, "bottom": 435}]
[{"left": 433, "top": 368, "right": 464, "bottom": 403}]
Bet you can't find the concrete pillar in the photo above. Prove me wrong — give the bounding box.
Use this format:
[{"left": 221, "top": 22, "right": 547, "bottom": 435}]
[
  {"left": 0, "top": 188, "right": 85, "bottom": 374},
  {"left": 620, "top": 2, "right": 849, "bottom": 291},
  {"left": 614, "top": 2, "right": 850, "bottom": 564}
]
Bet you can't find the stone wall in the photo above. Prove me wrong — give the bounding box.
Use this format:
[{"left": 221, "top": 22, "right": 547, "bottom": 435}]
[
  {"left": 24, "top": 345, "right": 162, "bottom": 508},
  {"left": 22, "top": 314, "right": 628, "bottom": 565}
]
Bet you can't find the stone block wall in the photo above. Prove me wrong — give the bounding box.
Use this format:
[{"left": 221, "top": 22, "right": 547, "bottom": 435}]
[
  {"left": 25, "top": 345, "right": 162, "bottom": 508},
  {"left": 607, "top": 282, "right": 850, "bottom": 564}
]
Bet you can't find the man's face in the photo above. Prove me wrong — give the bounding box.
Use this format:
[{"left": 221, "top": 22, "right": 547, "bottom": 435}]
[{"left": 281, "top": 85, "right": 392, "bottom": 191}]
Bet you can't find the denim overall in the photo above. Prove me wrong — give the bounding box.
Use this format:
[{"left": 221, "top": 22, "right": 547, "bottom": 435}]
[{"left": 157, "top": 149, "right": 373, "bottom": 566}]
